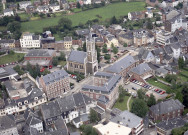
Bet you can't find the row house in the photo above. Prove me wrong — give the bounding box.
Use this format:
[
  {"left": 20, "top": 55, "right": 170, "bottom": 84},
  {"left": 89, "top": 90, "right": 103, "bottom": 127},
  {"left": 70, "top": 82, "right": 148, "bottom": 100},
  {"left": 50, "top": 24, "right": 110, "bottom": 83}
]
[
  {"left": 0, "top": 39, "right": 15, "bottom": 49},
  {"left": 3, "top": 8, "right": 14, "bottom": 16},
  {"left": 111, "top": 110, "right": 144, "bottom": 135},
  {"left": 149, "top": 99, "right": 184, "bottom": 122},
  {"left": 128, "top": 11, "right": 146, "bottom": 20},
  {"left": 19, "top": 1, "right": 32, "bottom": 10},
  {"left": 36, "top": 5, "right": 49, "bottom": 13},
  {"left": 49, "top": 4, "right": 60, "bottom": 12},
  {"left": 106, "top": 34, "right": 119, "bottom": 48},
  {"left": 39, "top": 69, "right": 70, "bottom": 100},
  {"left": 42, "top": 40, "right": 64, "bottom": 50},
  {"left": 64, "top": 36, "right": 72, "bottom": 50},
  {"left": 82, "top": 72, "right": 122, "bottom": 108}
]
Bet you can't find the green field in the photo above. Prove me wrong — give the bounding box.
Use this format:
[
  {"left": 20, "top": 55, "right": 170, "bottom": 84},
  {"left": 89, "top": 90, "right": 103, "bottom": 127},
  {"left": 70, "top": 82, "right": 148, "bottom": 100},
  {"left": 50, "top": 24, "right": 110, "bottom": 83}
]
[
  {"left": 0, "top": 53, "right": 25, "bottom": 65},
  {"left": 113, "top": 96, "right": 133, "bottom": 111},
  {"left": 178, "top": 68, "right": 188, "bottom": 82},
  {"left": 21, "top": 2, "right": 145, "bottom": 33}
]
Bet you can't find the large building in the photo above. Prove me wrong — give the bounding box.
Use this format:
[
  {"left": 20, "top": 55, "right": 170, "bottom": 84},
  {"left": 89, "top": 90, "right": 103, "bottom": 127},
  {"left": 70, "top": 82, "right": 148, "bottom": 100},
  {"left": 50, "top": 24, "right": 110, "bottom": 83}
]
[
  {"left": 23, "top": 49, "right": 56, "bottom": 68},
  {"left": 0, "top": 67, "right": 18, "bottom": 81},
  {"left": 39, "top": 70, "right": 70, "bottom": 100},
  {"left": 67, "top": 33, "right": 98, "bottom": 76},
  {"left": 149, "top": 99, "right": 184, "bottom": 121},
  {"left": 20, "top": 33, "right": 41, "bottom": 48}
]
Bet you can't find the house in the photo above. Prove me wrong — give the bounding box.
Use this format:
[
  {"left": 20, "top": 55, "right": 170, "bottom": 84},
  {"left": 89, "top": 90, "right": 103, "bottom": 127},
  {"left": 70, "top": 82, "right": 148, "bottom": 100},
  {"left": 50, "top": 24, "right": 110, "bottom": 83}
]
[
  {"left": 133, "top": 29, "right": 154, "bottom": 47},
  {"left": 118, "top": 31, "right": 133, "bottom": 46},
  {"left": 106, "top": 34, "right": 119, "bottom": 48},
  {"left": 105, "top": 55, "right": 136, "bottom": 79},
  {"left": 145, "top": 7, "right": 153, "bottom": 18},
  {"left": 72, "top": 113, "right": 89, "bottom": 128},
  {"left": 0, "top": 67, "right": 18, "bottom": 81},
  {"left": 60, "top": 0, "right": 69, "bottom": 9},
  {"left": 64, "top": 36, "right": 72, "bottom": 50},
  {"left": 42, "top": 0, "right": 50, "bottom": 5},
  {"left": 155, "top": 68, "right": 168, "bottom": 78},
  {"left": 94, "top": 121, "right": 132, "bottom": 135},
  {"left": 156, "top": 30, "right": 171, "bottom": 45},
  {"left": 149, "top": 99, "right": 184, "bottom": 121},
  {"left": 26, "top": 5, "right": 36, "bottom": 14},
  {"left": 128, "top": 11, "right": 145, "bottom": 20},
  {"left": 170, "top": 43, "right": 181, "bottom": 59},
  {"left": 37, "top": 5, "right": 49, "bottom": 13},
  {"left": 39, "top": 69, "right": 70, "bottom": 100},
  {"left": 95, "top": 37, "right": 104, "bottom": 47},
  {"left": 156, "top": 117, "right": 187, "bottom": 135},
  {"left": 75, "top": 29, "right": 90, "bottom": 37},
  {"left": 110, "top": 110, "right": 144, "bottom": 135},
  {"left": 137, "top": 47, "right": 155, "bottom": 62},
  {"left": 0, "top": 115, "right": 19, "bottom": 135},
  {"left": 20, "top": 33, "right": 41, "bottom": 48},
  {"left": 33, "top": 0, "right": 41, "bottom": 7},
  {"left": 19, "top": 1, "right": 32, "bottom": 10},
  {"left": 49, "top": 4, "right": 60, "bottom": 12},
  {"left": 42, "top": 40, "right": 64, "bottom": 50},
  {"left": 23, "top": 49, "right": 56, "bottom": 68},
  {"left": 8, "top": 3, "right": 17, "bottom": 11},
  {"left": 82, "top": 72, "right": 122, "bottom": 108},
  {"left": 83, "top": 0, "right": 91, "bottom": 5},
  {"left": 3, "top": 8, "right": 14, "bottom": 16},
  {"left": 0, "top": 39, "right": 15, "bottom": 49},
  {"left": 129, "top": 63, "right": 153, "bottom": 83},
  {"left": 67, "top": 34, "right": 98, "bottom": 76}
]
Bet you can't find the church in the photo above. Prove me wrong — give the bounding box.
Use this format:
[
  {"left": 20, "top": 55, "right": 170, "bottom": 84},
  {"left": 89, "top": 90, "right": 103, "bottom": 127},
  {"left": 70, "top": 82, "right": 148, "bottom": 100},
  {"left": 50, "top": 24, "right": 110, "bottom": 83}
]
[{"left": 66, "top": 34, "right": 98, "bottom": 76}]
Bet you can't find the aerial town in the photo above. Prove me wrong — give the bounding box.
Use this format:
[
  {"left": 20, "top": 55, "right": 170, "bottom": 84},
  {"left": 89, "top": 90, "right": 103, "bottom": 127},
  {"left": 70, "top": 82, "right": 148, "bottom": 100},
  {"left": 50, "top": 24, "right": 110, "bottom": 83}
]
[{"left": 0, "top": 0, "right": 188, "bottom": 134}]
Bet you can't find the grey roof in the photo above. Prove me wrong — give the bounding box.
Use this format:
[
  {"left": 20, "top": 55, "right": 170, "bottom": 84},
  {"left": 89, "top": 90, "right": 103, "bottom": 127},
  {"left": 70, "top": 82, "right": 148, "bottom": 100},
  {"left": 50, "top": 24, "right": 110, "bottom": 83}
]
[
  {"left": 0, "top": 115, "right": 17, "bottom": 131},
  {"left": 119, "top": 31, "right": 133, "bottom": 39},
  {"left": 25, "top": 49, "right": 55, "bottom": 57},
  {"left": 67, "top": 50, "right": 87, "bottom": 64},
  {"left": 95, "top": 37, "right": 104, "bottom": 42},
  {"left": 130, "top": 63, "right": 152, "bottom": 75},
  {"left": 73, "top": 114, "right": 89, "bottom": 123},
  {"left": 4, "top": 8, "right": 13, "bottom": 13},
  {"left": 164, "top": 45, "right": 173, "bottom": 55},
  {"left": 57, "top": 94, "right": 75, "bottom": 112},
  {"left": 166, "top": 10, "right": 180, "bottom": 20},
  {"left": 111, "top": 110, "right": 143, "bottom": 128},
  {"left": 105, "top": 55, "right": 135, "bottom": 73},
  {"left": 19, "top": 1, "right": 31, "bottom": 5},
  {"left": 184, "top": 130, "right": 188, "bottom": 135},
  {"left": 76, "top": 29, "right": 90, "bottom": 36},
  {"left": 138, "top": 47, "right": 154, "bottom": 60},
  {"left": 0, "top": 67, "right": 17, "bottom": 78},
  {"left": 171, "top": 43, "right": 180, "bottom": 50},
  {"left": 41, "top": 100, "right": 61, "bottom": 120},
  {"left": 0, "top": 39, "right": 14, "bottom": 44},
  {"left": 42, "top": 69, "right": 68, "bottom": 85},
  {"left": 97, "top": 95, "right": 109, "bottom": 103},
  {"left": 94, "top": 71, "right": 113, "bottom": 78},
  {"left": 150, "top": 99, "right": 184, "bottom": 115},
  {"left": 70, "top": 132, "right": 80, "bottom": 135},
  {"left": 64, "top": 36, "right": 72, "bottom": 41},
  {"left": 156, "top": 68, "right": 168, "bottom": 74},
  {"left": 156, "top": 117, "right": 186, "bottom": 131}
]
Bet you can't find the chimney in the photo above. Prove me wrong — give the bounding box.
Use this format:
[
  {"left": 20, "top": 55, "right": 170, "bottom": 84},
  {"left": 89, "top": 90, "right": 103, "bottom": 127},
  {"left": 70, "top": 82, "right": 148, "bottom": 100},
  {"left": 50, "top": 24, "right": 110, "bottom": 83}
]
[{"left": 159, "top": 52, "right": 163, "bottom": 64}]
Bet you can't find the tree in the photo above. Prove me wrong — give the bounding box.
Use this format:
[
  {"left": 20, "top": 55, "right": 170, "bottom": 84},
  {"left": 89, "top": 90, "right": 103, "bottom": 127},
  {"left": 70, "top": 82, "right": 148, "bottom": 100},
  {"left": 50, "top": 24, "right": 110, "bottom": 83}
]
[
  {"left": 131, "top": 99, "right": 148, "bottom": 117},
  {"left": 89, "top": 109, "right": 99, "bottom": 123},
  {"left": 77, "top": 47, "right": 82, "bottom": 51},
  {"left": 123, "top": 43, "right": 127, "bottom": 47},
  {"left": 110, "top": 16, "right": 117, "bottom": 24},
  {"left": 104, "top": 54, "right": 111, "bottom": 60},
  {"left": 165, "top": 74, "right": 177, "bottom": 83},
  {"left": 182, "top": 84, "right": 188, "bottom": 107},
  {"left": 83, "top": 125, "right": 98, "bottom": 135},
  {"left": 171, "top": 79, "right": 177, "bottom": 90},
  {"left": 13, "top": 65, "right": 24, "bottom": 75},
  {"left": 137, "top": 89, "right": 146, "bottom": 100},
  {"left": 112, "top": 46, "right": 118, "bottom": 54},
  {"left": 102, "top": 44, "right": 108, "bottom": 53},
  {"left": 52, "top": 57, "right": 58, "bottom": 66},
  {"left": 76, "top": 2, "right": 81, "bottom": 8},
  {"left": 58, "top": 17, "right": 72, "bottom": 30},
  {"left": 146, "top": 19, "right": 153, "bottom": 30},
  {"left": 178, "top": 57, "right": 185, "bottom": 69},
  {"left": 58, "top": 52, "right": 66, "bottom": 61},
  {"left": 83, "top": 42, "right": 87, "bottom": 52},
  {"left": 9, "top": 50, "right": 15, "bottom": 55},
  {"left": 96, "top": 46, "right": 101, "bottom": 63},
  {"left": 175, "top": 91, "right": 183, "bottom": 103},
  {"left": 147, "top": 94, "right": 156, "bottom": 107}
]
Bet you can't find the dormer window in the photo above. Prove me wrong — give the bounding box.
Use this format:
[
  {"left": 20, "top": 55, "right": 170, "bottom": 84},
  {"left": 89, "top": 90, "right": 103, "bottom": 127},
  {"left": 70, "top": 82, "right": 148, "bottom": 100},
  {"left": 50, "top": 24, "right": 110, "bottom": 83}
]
[
  {"left": 34, "top": 97, "right": 38, "bottom": 100},
  {"left": 18, "top": 102, "right": 22, "bottom": 107},
  {"left": 24, "top": 100, "right": 28, "bottom": 104}
]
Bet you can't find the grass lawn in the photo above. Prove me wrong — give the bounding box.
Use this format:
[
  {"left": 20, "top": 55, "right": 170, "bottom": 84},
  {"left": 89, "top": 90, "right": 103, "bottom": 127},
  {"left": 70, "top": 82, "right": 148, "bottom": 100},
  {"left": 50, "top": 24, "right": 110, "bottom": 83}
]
[
  {"left": 178, "top": 68, "right": 188, "bottom": 82},
  {"left": 21, "top": 2, "right": 145, "bottom": 32},
  {"left": 0, "top": 53, "right": 25, "bottom": 65},
  {"left": 147, "top": 78, "right": 173, "bottom": 93},
  {"left": 113, "top": 96, "right": 130, "bottom": 111},
  {"left": 19, "top": 13, "right": 30, "bottom": 21},
  {"left": 54, "top": 34, "right": 62, "bottom": 41},
  {"left": 58, "top": 61, "right": 67, "bottom": 67}
]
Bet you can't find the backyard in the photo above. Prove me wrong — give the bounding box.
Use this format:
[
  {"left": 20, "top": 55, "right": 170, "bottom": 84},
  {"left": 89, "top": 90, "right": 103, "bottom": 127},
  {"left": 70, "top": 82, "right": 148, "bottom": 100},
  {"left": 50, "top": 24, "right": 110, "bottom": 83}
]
[
  {"left": 21, "top": 2, "right": 145, "bottom": 32},
  {"left": 0, "top": 53, "right": 25, "bottom": 65},
  {"left": 113, "top": 96, "right": 133, "bottom": 111}
]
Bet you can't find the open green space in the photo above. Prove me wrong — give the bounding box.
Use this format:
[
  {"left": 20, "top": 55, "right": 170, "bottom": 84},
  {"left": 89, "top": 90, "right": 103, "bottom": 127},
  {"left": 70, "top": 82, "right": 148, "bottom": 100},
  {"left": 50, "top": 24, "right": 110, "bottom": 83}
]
[
  {"left": 113, "top": 96, "right": 133, "bottom": 111},
  {"left": 147, "top": 78, "right": 173, "bottom": 93},
  {"left": 21, "top": 2, "right": 145, "bottom": 33},
  {"left": 58, "top": 60, "right": 67, "bottom": 67},
  {"left": 178, "top": 68, "right": 188, "bottom": 82},
  {"left": 0, "top": 53, "right": 25, "bottom": 65},
  {"left": 19, "top": 13, "right": 30, "bottom": 21}
]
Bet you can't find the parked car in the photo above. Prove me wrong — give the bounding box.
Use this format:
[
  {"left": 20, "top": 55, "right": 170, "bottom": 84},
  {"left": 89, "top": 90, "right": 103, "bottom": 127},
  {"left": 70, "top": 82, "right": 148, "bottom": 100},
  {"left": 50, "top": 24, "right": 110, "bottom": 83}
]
[
  {"left": 132, "top": 87, "right": 137, "bottom": 90},
  {"left": 160, "top": 91, "right": 166, "bottom": 95}
]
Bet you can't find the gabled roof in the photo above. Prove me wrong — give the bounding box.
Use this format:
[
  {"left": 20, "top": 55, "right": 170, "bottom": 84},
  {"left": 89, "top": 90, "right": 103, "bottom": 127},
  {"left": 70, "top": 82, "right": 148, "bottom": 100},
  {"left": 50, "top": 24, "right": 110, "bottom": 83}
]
[
  {"left": 25, "top": 49, "right": 55, "bottom": 57},
  {"left": 0, "top": 115, "right": 17, "bottom": 130},
  {"left": 105, "top": 55, "right": 135, "bottom": 73},
  {"left": 67, "top": 50, "right": 87, "bottom": 64},
  {"left": 149, "top": 99, "right": 184, "bottom": 115},
  {"left": 130, "top": 63, "right": 152, "bottom": 75}
]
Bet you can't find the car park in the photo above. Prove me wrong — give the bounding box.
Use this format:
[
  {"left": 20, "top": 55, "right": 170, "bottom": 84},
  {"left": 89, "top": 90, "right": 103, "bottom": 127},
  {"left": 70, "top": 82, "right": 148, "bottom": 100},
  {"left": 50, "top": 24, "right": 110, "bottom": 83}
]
[
  {"left": 132, "top": 87, "right": 137, "bottom": 90},
  {"left": 160, "top": 91, "right": 166, "bottom": 95}
]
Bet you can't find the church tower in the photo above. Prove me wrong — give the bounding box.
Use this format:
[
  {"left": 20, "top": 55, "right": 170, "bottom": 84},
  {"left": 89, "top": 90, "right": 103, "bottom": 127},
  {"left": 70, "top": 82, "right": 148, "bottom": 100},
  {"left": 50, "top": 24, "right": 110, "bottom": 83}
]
[{"left": 86, "top": 30, "right": 98, "bottom": 75}]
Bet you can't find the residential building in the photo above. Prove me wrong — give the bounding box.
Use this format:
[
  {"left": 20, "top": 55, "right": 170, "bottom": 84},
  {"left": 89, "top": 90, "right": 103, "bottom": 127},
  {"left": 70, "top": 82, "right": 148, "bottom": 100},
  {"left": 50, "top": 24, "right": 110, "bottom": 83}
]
[
  {"left": 133, "top": 29, "right": 154, "bottom": 47},
  {"left": 33, "top": 0, "right": 41, "bottom": 6},
  {"left": 106, "top": 34, "right": 119, "bottom": 48},
  {"left": 72, "top": 113, "right": 89, "bottom": 128},
  {"left": 3, "top": 8, "right": 14, "bottom": 16},
  {"left": 105, "top": 55, "right": 136, "bottom": 79},
  {"left": 42, "top": 0, "right": 50, "bottom": 5},
  {"left": 137, "top": 47, "right": 155, "bottom": 62},
  {"left": 111, "top": 110, "right": 144, "bottom": 135},
  {"left": 95, "top": 37, "right": 104, "bottom": 47},
  {"left": 26, "top": 5, "right": 36, "bottom": 14},
  {"left": 20, "top": 33, "right": 41, "bottom": 48},
  {"left": 19, "top": 1, "right": 31, "bottom": 10},
  {"left": 64, "top": 36, "right": 72, "bottom": 50},
  {"left": 156, "top": 30, "right": 171, "bottom": 45},
  {"left": 94, "top": 121, "right": 132, "bottom": 135},
  {"left": 39, "top": 69, "right": 70, "bottom": 100},
  {"left": 42, "top": 40, "right": 64, "bottom": 50},
  {"left": 129, "top": 63, "right": 153, "bottom": 83},
  {"left": 67, "top": 34, "right": 98, "bottom": 76},
  {"left": 82, "top": 72, "right": 122, "bottom": 108},
  {"left": 0, "top": 39, "right": 15, "bottom": 49},
  {"left": 37, "top": 5, "right": 49, "bottom": 13},
  {"left": 0, "top": 115, "right": 19, "bottom": 135},
  {"left": 49, "top": 4, "right": 60, "bottom": 12},
  {"left": 128, "top": 11, "right": 145, "bottom": 20},
  {"left": 75, "top": 29, "right": 90, "bottom": 37},
  {"left": 118, "top": 31, "right": 134, "bottom": 46},
  {"left": 149, "top": 99, "right": 184, "bottom": 121},
  {"left": 156, "top": 117, "right": 186, "bottom": 135},
  {"left": 23, "top": 49, "right": 56, "bottom": 68},
  {"left": 0, "top": 67, "right": 18, "bottom": 81}
]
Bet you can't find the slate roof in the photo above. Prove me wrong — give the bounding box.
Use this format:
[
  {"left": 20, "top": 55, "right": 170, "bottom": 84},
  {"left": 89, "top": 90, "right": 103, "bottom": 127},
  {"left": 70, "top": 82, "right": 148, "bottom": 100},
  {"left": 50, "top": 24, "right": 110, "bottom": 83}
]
[
  {"left": 25, "top": 49, "right": 55, "bottom": 57},
  {"left": 97, "top": 95, "right": 109, "bottom": 104},
  {"left": 70, "top": 132, "right": 80, "bottom": 135},
  {"left": 150, "top": 99, "right": 184, "bottom": 115},
  {"left": 24, "top": 108, "right": 42, "bottom": 126},
  {"left": 130, "top": 63, "right": 152, "bottom": 75},
  {"left": 73, "top": 114, "right": 89, "bottom": 123},
  {"left": 138, "top": 47, "right": 154, "bottom": 60},
  {"left": 67, "top": 50, "right": 87, "bottom": 64},
  {"left": 156, "top": 117, "right": 186, "bottom": 131},
  {"left": 105, "top": 55, "right": 135, "bottom": 73},
  {"left": 0, "top": 39, "right": 14, "bottom": 44},
  {"left": 0, "top": 115, "right": 17, "bottom": 131},
  {"left": 0, "top": 67, "right": 17, "bottom": 79},
  {"left": 119, "top": 31, "right": 133, "bottom": 39},
  {"left": 110, "top": 110, "right": 143, "bottom": 128},
  {"left": 184, "top": 130, "right": 188, "bottom": 135},
  {"left": 64, "top": 36, "right": 72, "bottom": 41},
  {"left": 76, "top": 29, "right": 90, "bottom": 36},
  {"left": 42, "top": 69, "right": 68, "bottom": 85}
]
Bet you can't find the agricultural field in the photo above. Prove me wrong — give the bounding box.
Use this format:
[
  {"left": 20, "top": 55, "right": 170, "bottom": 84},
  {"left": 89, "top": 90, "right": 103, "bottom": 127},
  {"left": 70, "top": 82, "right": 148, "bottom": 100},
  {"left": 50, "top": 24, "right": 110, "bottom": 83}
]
[{"left": 21, "top": 2, "right": 145, "bottom": 33}]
